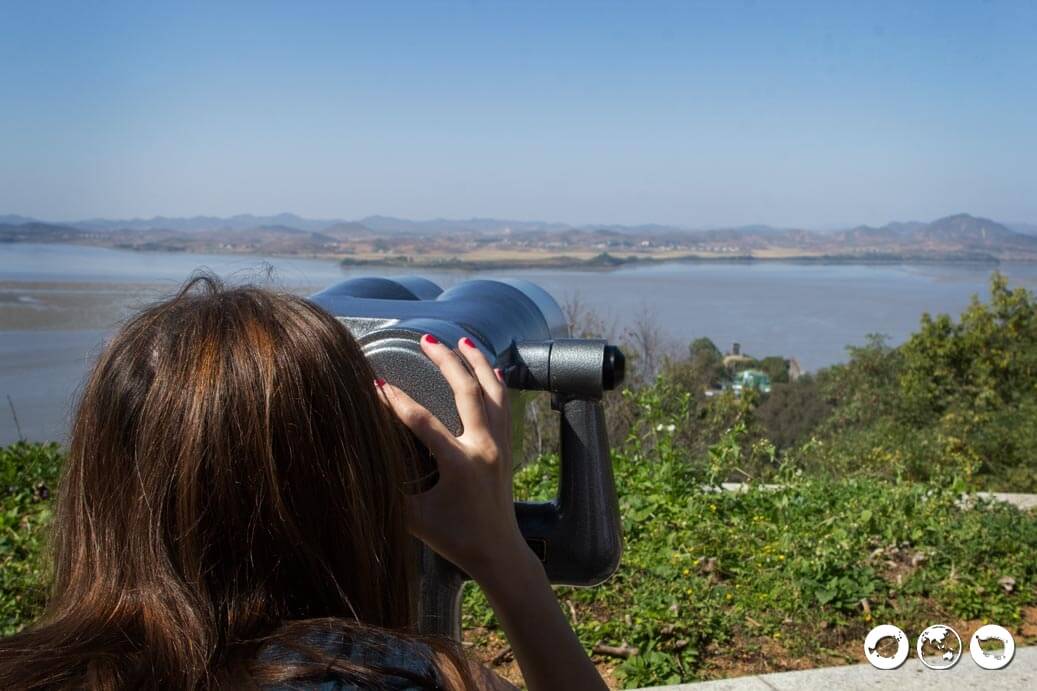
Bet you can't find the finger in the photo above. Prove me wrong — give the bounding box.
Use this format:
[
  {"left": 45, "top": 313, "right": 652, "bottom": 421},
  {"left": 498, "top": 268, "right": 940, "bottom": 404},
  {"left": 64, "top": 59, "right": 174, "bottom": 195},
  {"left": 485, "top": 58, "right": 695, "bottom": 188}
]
[
  {"left": 419, "top": 334, "right": 489, "bottom": 437},
  {"left": 377, "top": 381, "right": 458, "bottom": 461},
  {"left": 457, "top": 336, "right": 508, "bottom": 436},
  {"left": 456, "top": 336, "right": 504, "bottom": 401}
]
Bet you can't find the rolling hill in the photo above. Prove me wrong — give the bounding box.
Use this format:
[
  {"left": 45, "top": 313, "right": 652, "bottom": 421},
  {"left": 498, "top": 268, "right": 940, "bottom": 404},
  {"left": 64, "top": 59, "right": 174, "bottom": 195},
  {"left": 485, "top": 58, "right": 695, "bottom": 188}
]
[{"left": 3, "top": 212, "right": 1037, "bottom": 265}]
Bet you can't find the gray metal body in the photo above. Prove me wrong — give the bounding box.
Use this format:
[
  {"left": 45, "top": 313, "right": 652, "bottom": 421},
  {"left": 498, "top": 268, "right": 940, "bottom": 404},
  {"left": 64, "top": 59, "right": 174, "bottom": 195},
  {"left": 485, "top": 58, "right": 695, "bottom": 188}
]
[{"left": 310, "top": 276, "right": 624, "bottom": 637}]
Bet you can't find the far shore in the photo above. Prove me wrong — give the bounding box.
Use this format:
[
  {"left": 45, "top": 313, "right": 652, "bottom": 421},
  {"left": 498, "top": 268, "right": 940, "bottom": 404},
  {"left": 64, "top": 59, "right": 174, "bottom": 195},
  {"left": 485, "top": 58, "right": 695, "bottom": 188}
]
[
  {"left": 1, "top": 239, "right": 1011, "bottom": 271},
  {"left": 337, "top": 250, "right": 1005, "bottom": 271}
]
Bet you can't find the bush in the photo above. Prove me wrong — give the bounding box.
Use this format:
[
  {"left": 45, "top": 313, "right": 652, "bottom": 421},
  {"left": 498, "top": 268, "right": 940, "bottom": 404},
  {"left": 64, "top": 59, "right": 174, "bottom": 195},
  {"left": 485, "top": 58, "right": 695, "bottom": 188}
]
[
  {"left": 0, "top": 441, "right": 61, "bottom": 635},
  {"left": 756, "top": 375, "right": 830, "bottom": 451},
  {"left": 799, "top": 273, "right": 1037, "bottom": 490},
  {"left": 466, "top": 401, "right": 1037, "bottom": 688}
]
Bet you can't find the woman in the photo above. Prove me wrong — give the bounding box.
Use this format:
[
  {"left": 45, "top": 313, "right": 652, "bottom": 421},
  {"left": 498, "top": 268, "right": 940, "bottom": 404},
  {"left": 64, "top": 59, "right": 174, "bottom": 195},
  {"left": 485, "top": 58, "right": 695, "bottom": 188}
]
[{"left": 0, "top": 276, "right": 607, "bottom": 690}]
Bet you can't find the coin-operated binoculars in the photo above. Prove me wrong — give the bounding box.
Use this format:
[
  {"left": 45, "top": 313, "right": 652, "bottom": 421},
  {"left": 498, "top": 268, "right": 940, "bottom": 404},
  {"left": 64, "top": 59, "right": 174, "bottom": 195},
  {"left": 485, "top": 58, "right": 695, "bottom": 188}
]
[{"left": 310, "top": 277, "right": 625, "bottom": 637}]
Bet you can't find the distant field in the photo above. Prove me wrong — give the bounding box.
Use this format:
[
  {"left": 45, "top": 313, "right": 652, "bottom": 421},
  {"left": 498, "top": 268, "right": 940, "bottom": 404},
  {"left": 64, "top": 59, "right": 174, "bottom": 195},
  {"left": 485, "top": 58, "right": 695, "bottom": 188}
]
[{"left": 336, "top": 247, "right": 796, "bottom": 269}]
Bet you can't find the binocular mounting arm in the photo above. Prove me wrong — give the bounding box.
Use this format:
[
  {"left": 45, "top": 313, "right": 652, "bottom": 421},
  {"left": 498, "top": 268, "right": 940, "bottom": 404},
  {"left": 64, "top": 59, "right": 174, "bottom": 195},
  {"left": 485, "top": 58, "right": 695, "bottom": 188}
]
[
  {"left": 513, "top": 396, "right": 621, "bottom": 585},
  {"left": 417, "top": 338, "right": 624, "bottom": 636},
  {"left": 502, "top": 339, "right": 623, "bottom": 586}
]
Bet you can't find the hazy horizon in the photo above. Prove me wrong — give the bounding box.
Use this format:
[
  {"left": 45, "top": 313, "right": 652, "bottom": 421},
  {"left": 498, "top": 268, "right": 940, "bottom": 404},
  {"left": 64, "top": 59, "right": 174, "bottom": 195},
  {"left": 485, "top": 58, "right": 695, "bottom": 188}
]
[
  {"left": 3, "top": 209, "right": 1035, "bottom": 233},
  {"left": 2, "top": 2, "right": 1035, "bottom": 228}
]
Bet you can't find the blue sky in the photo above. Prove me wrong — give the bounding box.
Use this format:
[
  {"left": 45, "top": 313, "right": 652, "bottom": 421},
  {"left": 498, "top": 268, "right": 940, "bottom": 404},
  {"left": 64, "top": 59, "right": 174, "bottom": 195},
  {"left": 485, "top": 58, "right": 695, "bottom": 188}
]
[{"left": 1, "top": 1, "right": 1034, "bottom": 228}]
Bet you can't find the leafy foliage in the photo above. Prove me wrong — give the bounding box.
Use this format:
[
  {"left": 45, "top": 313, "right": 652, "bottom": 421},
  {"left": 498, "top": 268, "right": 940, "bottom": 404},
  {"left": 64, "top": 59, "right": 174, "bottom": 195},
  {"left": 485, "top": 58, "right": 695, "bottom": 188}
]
[
  {"left": 463, "top": 273, "right": 1037, "bottom": 686},
  {"left": 755, "top": 375, "right": 831, "bottom": 450},
  {"left": 0, "top": 442, "right": 60, "bottom": 635},
  {"left": 465, "top": 398, "right": 1037, "bottom": 687},
  {"left": 802, "top": 273, "right": 1037, "bottom": 490}
]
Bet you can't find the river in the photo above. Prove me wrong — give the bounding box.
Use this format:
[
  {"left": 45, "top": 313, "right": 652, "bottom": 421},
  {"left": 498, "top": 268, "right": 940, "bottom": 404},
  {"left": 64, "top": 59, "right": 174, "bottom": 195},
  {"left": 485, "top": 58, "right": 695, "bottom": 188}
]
[{"left": 4, "top": 242, "right": 1037, "bottom": 445}]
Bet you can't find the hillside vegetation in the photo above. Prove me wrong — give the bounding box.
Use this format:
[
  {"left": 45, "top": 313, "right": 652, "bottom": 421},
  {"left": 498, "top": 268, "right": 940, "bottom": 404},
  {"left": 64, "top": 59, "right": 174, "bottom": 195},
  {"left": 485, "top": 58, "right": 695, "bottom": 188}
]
[{"left": 2, "top": 273, "right": 1036, "bottom": 688}]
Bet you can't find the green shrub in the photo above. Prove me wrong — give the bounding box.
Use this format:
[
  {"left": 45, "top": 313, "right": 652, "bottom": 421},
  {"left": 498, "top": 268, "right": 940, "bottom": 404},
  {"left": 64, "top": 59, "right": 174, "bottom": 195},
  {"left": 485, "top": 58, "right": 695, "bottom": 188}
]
[
  {"left": 756, "top": 375, "right": 831, "bottom": 451},
  {"left": 465, "top": 391, "right": 1037, "bottom": 688},
  {"left": 797, "top": 273, "right": 1037, "bottom": 490},
  {"left": 0, "top": 441, "right": 61, "bottom": 635}
]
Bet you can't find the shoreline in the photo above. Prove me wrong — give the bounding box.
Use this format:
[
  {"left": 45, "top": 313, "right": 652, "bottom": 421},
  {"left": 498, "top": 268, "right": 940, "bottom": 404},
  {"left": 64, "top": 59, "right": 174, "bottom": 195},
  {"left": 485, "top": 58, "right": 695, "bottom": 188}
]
[
  {"left": 338, "top": 251, "right": 1004, "bottom": 271},
  {"left": 1, "top": 240, "right": 1012, "bottom": 271}
]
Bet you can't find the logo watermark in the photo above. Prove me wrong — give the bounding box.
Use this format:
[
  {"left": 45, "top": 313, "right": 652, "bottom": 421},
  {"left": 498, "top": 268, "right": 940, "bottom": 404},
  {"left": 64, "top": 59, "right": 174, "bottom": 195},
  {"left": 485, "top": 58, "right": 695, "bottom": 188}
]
[
  {"left": 969, "top": 624, "right": 1015, "bottom": 671},
  {"left": 864, "top": 624, "right": 1015, "bottom": 671},
  {"left": 916, "top": 624, "right": 962, "bottom": 670},
  {"left": 864, "top": 624, "right": 910, "bottom": 670}
]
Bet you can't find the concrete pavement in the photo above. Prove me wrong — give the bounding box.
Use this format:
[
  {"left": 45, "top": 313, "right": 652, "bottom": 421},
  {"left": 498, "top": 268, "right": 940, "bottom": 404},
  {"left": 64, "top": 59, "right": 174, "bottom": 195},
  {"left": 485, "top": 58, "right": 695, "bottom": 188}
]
[
  {"left": 716, "top": 483, "right": 1037, "bottom": 512},
  {"left": 634, "top": 645, "right": 1035, "bottom": 690}
]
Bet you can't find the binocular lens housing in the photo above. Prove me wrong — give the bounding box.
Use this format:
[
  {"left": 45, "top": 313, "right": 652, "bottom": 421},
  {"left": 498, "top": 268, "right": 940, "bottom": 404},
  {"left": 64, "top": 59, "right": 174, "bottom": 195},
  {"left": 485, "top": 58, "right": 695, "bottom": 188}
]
[{"left": 311, "top": 277, "right": 624, "bottom": 434}]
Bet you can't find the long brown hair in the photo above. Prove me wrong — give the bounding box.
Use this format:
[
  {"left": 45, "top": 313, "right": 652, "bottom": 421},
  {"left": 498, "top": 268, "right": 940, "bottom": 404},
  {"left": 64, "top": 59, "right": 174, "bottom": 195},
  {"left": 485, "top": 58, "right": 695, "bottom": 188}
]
[{"left": 0, "top": 275, "right": 461, "bottom": 689}]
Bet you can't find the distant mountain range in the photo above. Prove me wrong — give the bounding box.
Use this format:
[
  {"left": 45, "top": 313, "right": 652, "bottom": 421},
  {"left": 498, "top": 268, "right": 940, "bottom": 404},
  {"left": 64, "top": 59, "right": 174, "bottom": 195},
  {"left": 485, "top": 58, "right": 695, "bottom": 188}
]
[
  {"left": 2, "top": 211, "right": 1034, "bottom": 237},
  {"left": 2, "top": 211, "right": 1036, "bottom": 266},
  {"left": 0, "top": 213, "right": 574, "bottom": 235}
]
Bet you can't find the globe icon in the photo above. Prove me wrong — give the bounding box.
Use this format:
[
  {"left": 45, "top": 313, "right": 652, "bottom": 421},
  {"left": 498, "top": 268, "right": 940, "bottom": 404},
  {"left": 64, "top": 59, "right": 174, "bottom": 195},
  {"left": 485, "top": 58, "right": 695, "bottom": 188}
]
[{"left": 916, "top": 624, "right": 962, "bottom": 670}]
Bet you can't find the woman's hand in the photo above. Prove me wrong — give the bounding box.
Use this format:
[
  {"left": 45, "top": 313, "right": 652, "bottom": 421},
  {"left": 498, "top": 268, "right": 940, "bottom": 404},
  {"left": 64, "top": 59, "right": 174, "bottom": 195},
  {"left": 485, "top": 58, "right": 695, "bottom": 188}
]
[
  {"left": 378, "top": 334, "right": 528, "bottom": 580},
  {"left": 380, "top": 334, "right": 608, "bottom": 691}
]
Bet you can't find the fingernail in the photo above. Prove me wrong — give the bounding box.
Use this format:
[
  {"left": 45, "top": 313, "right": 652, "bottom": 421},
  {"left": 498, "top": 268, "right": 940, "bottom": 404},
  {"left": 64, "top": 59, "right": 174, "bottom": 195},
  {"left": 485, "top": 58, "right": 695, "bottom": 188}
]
[
  {"left": 461, "top": 337, "right": 476, "bottom": 349},
  {"left": 374, "top": 378, "right": 386, "bottom": 388},
  {"left": 494, "top": 368, "right": 504, "bottom": 382},
  {"left": 422, "top": 334, "right": 439, "bottom": 345}
]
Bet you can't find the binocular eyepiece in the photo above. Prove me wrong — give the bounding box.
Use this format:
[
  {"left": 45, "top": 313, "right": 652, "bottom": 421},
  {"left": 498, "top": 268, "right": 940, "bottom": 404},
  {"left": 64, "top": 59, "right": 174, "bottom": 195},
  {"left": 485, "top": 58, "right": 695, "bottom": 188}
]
[
  {"left": 310, "top": 276, "right": 625, "bottom": 637},
  {"left": 505, "top": 339, "right": 625, "bottom": 399}
]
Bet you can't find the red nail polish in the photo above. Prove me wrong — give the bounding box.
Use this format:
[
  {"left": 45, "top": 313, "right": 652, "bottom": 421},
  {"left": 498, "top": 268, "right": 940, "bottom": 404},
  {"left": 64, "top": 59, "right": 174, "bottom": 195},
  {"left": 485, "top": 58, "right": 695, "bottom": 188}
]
[
  {"left": 423, "top": 334, "right": 439, "bottom": 345},
  {"left": 494, "top": 368, "right": 504, "bottom": 382},
  {"left": 462, "top": 337, "right": 476, "bottom": 348},
  {"left": 374, "top": 378, "right": 386, "bottom": 388}
]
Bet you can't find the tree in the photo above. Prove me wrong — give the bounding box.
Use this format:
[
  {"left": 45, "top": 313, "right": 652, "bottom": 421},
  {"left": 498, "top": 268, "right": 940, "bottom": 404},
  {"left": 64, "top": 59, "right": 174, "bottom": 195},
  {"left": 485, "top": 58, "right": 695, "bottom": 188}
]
[
  {"left": 758, "top": 356, "right": 790, "bottom": 384},
  {"left": 896, "top": 272, "right": 1037, "bottom": 485},
  {"left": 756, "top": 375, "right": 830, "bottom": 450},
  {"left": 806, "top": 273, "right": 1037, "bottom": 490},
  {"left": 689, "top": 337, "right": 721, "bottom": 361}
]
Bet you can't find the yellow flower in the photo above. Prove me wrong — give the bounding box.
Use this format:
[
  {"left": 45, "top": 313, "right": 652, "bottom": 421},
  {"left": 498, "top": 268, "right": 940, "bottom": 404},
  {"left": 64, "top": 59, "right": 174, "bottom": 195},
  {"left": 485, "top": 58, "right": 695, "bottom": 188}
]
[
  {"left": 778, "top": 555, "right": 785, "bottom": 561},
  {"left": 710, "top": 504, "right": 717, "bottom": 512},
  {"left": 682, "top": 568, "right": 690, "bottom": 576},
  {"left": 725, "top": 593, "right": 732, "bottom": 600}
]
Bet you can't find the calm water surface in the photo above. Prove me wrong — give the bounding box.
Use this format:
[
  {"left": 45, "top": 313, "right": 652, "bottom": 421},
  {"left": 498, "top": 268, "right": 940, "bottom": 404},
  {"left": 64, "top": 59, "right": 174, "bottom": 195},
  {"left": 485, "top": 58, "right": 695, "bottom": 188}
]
[{"left": 4, "top": 243, "right": 1037, "bottom": 445}]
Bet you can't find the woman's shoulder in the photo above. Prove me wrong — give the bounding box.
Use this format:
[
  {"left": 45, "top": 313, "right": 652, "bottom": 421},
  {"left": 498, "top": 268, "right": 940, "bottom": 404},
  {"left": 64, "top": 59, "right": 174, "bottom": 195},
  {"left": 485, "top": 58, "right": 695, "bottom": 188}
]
[{"left": 258, "top": 625, "right": 444, "bottom": 690}]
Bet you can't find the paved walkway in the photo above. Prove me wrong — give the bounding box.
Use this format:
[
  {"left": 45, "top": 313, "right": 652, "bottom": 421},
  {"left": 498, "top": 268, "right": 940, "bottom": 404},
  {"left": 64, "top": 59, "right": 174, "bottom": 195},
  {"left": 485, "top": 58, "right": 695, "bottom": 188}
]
[
  {"left": 977, "top": 492, "right": 1037, "bottom": 511},
  {"left": 635, "top": 646, "right": 1035, "bottom": 690},
  {"left": 716, "top": 483, "right": 1037, "bottom": 512}
]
